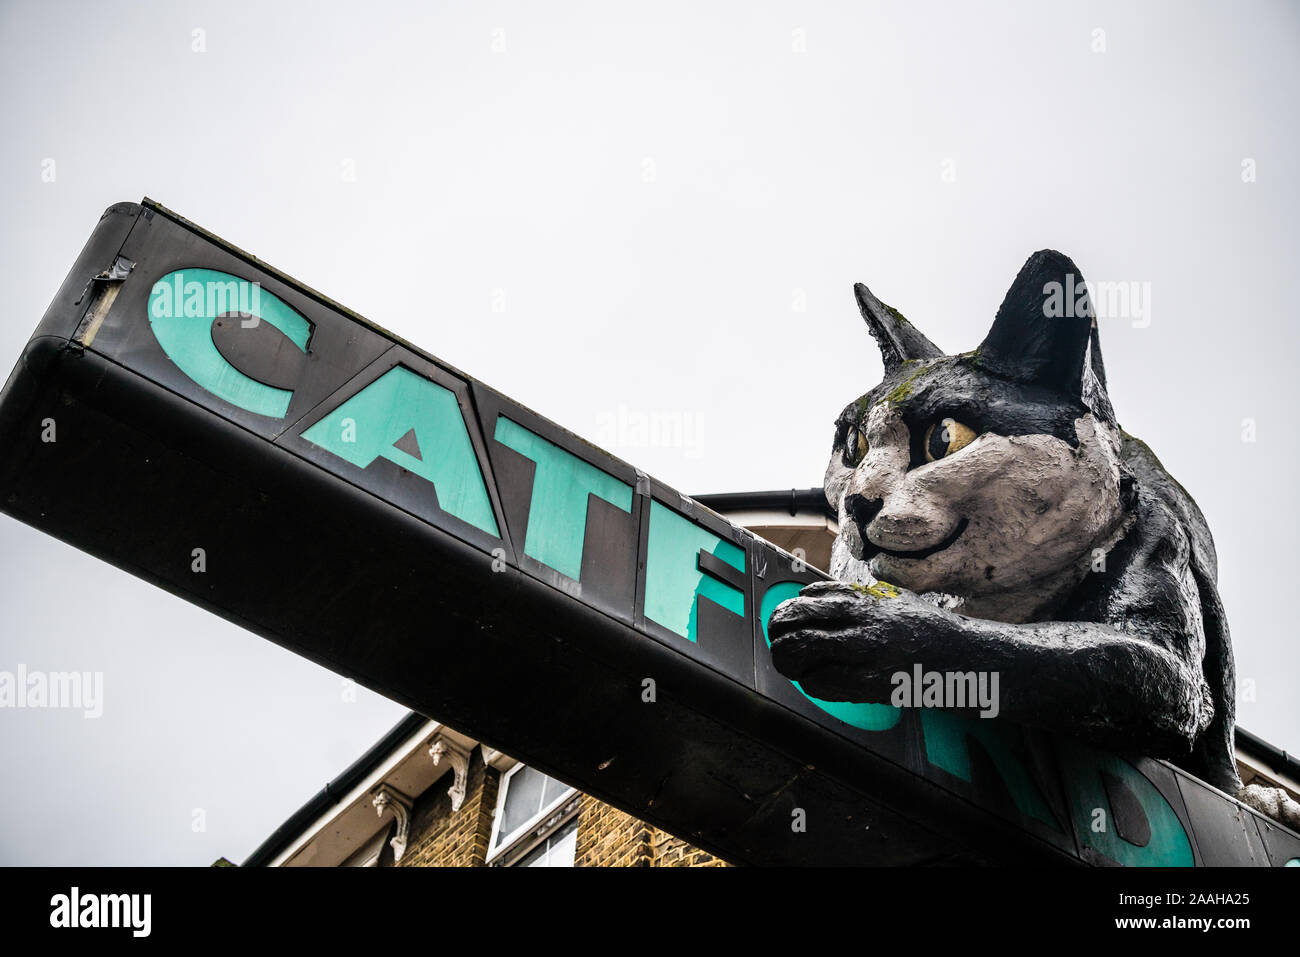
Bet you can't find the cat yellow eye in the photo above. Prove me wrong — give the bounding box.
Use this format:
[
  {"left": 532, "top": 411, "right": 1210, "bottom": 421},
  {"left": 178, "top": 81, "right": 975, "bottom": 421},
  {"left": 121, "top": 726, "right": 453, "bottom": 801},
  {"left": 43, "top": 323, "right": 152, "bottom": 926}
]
[
  {"left": 844, "top": 425, "right": 869, "bottom": 467},
  {"left": 924, "top": 418, "right": 976, "bottom": 462}
]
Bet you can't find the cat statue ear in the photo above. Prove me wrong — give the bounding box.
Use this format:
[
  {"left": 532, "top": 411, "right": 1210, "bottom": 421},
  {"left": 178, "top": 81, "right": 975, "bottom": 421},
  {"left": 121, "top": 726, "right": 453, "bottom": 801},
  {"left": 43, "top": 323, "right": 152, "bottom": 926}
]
[
  {"left": 978, "top": 249, "right": 1105, "bottom": 400},
  {"left": 855, "top": 281, "right": 944, "bottom": 373}
]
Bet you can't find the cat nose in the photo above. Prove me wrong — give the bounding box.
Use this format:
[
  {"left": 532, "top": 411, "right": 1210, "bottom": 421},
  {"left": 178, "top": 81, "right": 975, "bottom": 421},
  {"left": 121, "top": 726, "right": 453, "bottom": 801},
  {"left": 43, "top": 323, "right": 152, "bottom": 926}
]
[{"left": 845, "top": 494, "right": 884, "bottom": 532}]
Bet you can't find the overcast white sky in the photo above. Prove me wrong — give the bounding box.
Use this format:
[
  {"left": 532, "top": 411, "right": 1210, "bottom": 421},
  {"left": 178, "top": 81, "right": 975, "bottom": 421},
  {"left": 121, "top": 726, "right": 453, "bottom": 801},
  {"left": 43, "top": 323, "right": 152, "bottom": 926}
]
[{"left": 0, "top": 0, "right": 1296, "bottom": 865}]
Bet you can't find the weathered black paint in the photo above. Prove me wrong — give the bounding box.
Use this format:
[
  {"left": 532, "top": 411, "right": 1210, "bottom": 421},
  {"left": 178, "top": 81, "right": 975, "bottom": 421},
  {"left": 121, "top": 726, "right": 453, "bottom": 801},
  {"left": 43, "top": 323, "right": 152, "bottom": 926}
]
[{"left": 776, "top": 250, "right": 1242, "bottom": 797}]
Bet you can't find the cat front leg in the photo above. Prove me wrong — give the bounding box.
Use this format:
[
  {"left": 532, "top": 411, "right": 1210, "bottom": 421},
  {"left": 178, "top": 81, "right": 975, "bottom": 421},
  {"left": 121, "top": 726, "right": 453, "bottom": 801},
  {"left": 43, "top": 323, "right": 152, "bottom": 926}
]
[{"left": 768, "top": 579, "right": 1214, "bottom": 758}]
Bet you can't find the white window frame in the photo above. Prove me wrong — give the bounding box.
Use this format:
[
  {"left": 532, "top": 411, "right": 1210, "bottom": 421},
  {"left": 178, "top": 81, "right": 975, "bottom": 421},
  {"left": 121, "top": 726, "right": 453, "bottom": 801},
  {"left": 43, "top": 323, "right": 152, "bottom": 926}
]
[
  {"left": 486, "top": 762, "right": 578, "bottom": 865},
  {"left": 510, "top": 814, "right": 580, "bottom": 869}
]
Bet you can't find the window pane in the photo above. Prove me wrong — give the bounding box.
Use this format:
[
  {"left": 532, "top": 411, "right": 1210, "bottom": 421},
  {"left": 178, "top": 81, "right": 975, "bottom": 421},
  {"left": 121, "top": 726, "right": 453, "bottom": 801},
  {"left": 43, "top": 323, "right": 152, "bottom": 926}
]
[
  {"left": 517, "top": 839, "right": 550, "bottom": 868},
  {"left": 498, "top": 765, "right": 546, "bottom": 844},
  {"left": 515, "top": 818, "right": 578, "bottom": 868},
  {"left": 549, "top": 818, "right": 578, "bottom": 867},
  {"left": 541, "top": 772, "right": 569, "bottom": 807}
]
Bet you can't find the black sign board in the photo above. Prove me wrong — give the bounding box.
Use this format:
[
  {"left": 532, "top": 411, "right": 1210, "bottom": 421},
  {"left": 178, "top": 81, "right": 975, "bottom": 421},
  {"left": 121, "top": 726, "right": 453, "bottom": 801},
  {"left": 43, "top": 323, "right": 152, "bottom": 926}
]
[{"left": 1, "top": 200, "right": 1293, "bottom": 866}]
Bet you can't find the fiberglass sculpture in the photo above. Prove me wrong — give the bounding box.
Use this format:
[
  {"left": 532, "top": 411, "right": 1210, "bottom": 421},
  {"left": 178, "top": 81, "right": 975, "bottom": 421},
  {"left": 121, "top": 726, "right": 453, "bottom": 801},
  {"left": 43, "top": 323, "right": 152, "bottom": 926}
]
[{"left": 768, "top": 250, "right": 1298, "bottom": 827}]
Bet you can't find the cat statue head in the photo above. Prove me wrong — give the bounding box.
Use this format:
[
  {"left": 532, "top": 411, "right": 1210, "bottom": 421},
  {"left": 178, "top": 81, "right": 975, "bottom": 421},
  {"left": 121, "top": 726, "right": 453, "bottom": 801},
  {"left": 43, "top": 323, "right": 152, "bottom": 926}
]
[{"left": 824, "top": 250, "right": 1133, "bottom": 624}]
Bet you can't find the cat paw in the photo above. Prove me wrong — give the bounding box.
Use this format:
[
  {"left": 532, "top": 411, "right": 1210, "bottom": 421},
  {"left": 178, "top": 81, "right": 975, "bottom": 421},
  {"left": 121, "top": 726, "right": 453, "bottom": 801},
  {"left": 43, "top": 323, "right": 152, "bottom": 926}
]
[
  {"left": 1238, "top": 783, "right": 1300, "bottom": 831},
  {"left": 767, "top": 579, "right": 943, "bottom": 700}
]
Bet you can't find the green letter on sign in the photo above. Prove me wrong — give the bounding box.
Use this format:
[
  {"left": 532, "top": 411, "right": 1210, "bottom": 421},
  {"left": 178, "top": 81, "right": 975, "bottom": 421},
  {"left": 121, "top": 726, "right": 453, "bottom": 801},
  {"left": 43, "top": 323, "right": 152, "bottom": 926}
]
[
  {"left": 493, "top": 416, "right": 632, "bottom": 580},
  {"left": 644, "top": 501, "right": 744, "bottom": 641},
  {"left": 921, "top": 710, "right": 1056, "bottom": 826},
  {"left": 148, "top": 268, "right": 310, "bottom": 418},
  {"left": 1058, "top": 739, "right": 1193, "bottom": 866},
  {"left": 302, "top": 366, "right": 498, "bottom": 536}
]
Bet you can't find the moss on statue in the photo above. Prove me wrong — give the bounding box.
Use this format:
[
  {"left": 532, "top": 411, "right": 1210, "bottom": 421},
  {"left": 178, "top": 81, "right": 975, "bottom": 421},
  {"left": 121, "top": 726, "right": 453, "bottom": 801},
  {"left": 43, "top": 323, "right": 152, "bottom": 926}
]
[
  {"left": 885, "top": 304, "right": 910, "bottom": 326},
  {"left": 851, "top": 581, "right": 901, "bottom": 599},
  {"left": 885, "top": 366, "right": 927, "bottom": 404}
]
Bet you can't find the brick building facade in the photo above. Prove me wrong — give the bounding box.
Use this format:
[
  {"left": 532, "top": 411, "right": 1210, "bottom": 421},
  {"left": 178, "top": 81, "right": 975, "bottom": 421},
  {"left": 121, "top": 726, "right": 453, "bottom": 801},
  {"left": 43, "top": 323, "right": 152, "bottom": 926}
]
[
  {"left": 386, "top": 746, "right": 725, "bottom": 868},
  {"left": 248, "top": 719, "right": 729, "bottom": 868}
]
